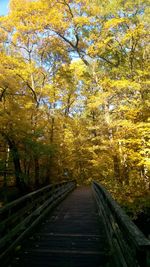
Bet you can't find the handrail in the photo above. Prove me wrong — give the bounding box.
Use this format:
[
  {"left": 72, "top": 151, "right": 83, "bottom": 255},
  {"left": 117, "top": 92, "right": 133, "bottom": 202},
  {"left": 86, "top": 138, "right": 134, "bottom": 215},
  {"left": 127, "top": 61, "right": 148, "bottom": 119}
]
[
  {"left": 0, "top": 182, "right": 66, "bottom": 212},
  {"left": 92, "top": 181, "right": 150, "bottom": 267},
  {"left": 0, "top": 180, "right": 76, "bottom": 265}
]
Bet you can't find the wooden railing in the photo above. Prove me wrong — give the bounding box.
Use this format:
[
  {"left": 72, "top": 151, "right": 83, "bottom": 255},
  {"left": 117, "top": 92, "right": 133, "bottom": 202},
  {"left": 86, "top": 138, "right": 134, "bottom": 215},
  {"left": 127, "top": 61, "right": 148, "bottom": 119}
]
[
  {"left": 92, "top": 181, "right": 150, "bottom": 267},
  {"left": 0, "top": 180, "right": 76, "bottom": 264}
]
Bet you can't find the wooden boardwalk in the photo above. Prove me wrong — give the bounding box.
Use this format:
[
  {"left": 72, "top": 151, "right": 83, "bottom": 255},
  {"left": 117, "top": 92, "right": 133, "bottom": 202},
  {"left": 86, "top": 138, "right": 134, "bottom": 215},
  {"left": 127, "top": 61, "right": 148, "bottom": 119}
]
[{"left": 10, "top": 187, "right": 111, "bottom": 267}]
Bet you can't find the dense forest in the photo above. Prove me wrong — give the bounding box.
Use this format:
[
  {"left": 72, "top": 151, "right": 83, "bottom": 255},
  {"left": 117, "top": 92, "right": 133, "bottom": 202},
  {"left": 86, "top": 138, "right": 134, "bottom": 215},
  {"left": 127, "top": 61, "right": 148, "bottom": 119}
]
[{"left": 0, "top": 0, "right": 149, "bottom": 223}]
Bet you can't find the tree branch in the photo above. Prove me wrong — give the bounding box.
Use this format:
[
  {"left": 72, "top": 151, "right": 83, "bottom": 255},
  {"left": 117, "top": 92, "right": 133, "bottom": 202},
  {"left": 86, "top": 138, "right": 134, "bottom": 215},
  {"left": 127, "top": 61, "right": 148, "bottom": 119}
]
[{"left": 0, "top": 87, "right": 8, "bottom": 101}]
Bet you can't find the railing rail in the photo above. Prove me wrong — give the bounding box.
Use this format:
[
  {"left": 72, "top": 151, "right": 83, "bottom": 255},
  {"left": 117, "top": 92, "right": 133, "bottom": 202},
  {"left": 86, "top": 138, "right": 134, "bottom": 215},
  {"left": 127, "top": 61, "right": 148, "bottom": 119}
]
[
  {"left": 0, "top": 180, "right": 76, "bottom": 265},
  {"left": 92, "top": 181, "right": 150, "bottom": 267}
]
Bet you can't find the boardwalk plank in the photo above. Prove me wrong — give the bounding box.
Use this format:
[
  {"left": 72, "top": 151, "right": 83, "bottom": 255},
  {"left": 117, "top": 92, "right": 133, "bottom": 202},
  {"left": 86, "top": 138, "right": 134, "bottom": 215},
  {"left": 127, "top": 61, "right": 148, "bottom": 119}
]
[{"left": 10, "top": 187, "right": 111, "bottom": 267}]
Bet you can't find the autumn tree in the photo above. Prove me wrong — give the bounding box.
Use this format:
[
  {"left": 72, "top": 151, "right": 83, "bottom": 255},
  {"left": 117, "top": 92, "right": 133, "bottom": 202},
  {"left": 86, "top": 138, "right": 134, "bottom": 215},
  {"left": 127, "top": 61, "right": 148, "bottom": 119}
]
[{"left": 0, "top": 0, "right": 149, "bottom": 211}]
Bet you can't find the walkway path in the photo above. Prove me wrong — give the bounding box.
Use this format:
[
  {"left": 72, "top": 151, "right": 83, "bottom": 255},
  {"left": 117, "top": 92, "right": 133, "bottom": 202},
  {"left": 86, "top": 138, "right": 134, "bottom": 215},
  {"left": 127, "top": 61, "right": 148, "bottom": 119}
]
[{"left": 10, "top": 187, "right": 111, "bottom": 267}]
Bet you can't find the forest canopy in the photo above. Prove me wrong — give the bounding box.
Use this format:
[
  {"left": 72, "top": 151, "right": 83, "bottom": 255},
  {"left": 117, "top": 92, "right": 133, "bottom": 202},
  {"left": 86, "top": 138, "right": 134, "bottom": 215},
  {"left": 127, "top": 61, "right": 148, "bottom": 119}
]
[{"left": 0, "top": 0, "right": 149, "bottom": 212}]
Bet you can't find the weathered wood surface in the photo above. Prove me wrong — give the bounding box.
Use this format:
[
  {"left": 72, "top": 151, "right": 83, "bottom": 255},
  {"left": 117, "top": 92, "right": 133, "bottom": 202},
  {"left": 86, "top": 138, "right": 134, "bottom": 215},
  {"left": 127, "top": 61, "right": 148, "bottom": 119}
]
[
  {"left": 92, "top": 181, "right": 150, "bottom": 267},
  {"left": 9, "top": 187, "right": 111, "bottom": 267},
  {"left": 0, "top": 181, "right": 76, "bottom": 265}
]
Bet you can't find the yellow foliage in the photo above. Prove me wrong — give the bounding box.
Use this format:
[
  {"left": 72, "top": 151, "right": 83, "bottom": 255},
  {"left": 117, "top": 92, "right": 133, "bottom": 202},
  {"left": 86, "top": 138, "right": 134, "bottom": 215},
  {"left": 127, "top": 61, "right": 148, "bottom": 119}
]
[
  {"left": 0, "top": 0, "right": 149, "bottom": 198},
  {"left": 104, "top": 18, "right": 127, "bottom": 30}
]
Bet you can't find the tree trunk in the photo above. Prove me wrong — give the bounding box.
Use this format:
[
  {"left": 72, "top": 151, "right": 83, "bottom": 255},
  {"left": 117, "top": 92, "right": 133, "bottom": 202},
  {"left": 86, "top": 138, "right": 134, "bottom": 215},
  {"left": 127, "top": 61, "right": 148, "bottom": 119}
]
[
  {"left": 45, "top": 161, "right": 51, "bottom": 185},
  {"left": 122, "top": 161, "right": 130, "bottom": 185},
  {"left": 113, "top": 154, "right": 121, "bottom": 183},
  {"left": 34, "top": 156, "right": 40, "bottom": 188},
  {"left": 50, "top": 117, "right": 55, "bottom": 143},
  {"left": 6, "top": 138, "right": 27, "bottom": 191}
]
